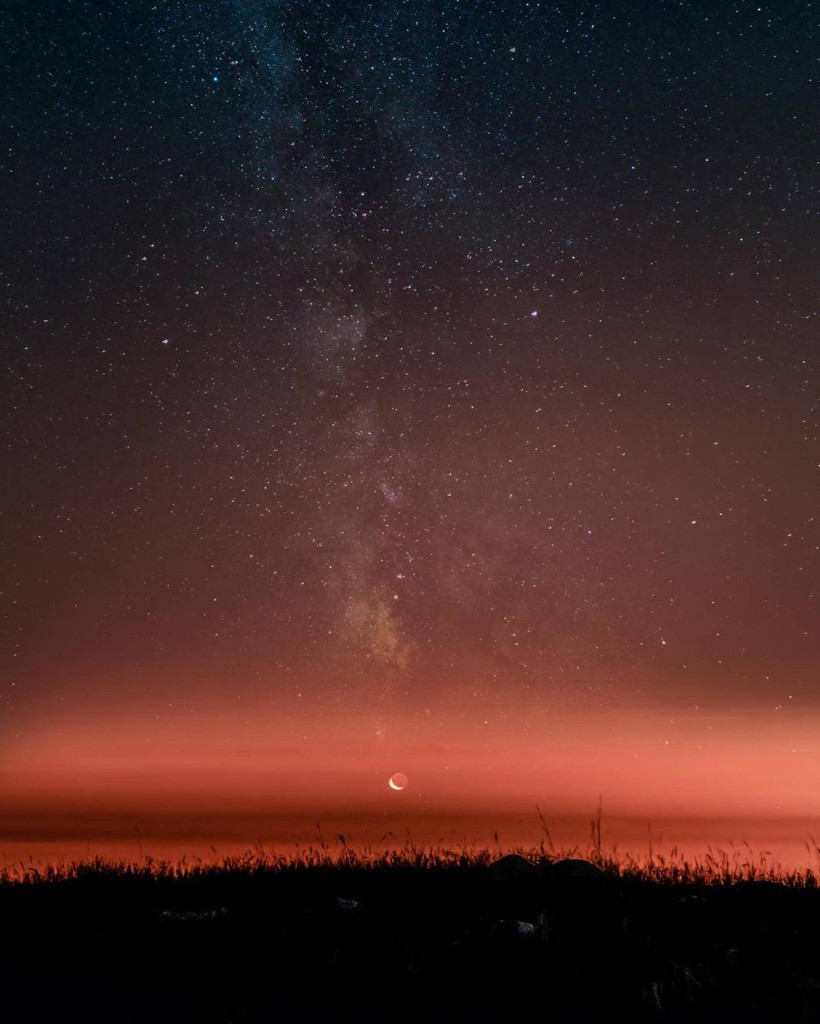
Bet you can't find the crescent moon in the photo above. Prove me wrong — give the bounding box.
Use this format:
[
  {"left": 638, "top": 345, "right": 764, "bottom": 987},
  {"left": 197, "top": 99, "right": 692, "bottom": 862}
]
[
  {"left": 388, "top": 778, "right": 401, "bottom": 791},
  {"left": 388, "top": 772, "right": 408, "bottom": 791}
]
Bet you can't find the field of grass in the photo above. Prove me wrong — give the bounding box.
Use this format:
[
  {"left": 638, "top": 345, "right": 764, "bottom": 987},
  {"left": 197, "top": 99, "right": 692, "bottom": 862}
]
[
  {"left": 3, "top": 835, "right": 820, "bottom": 885},
  {"left": 3, "top": 829, "right": 820, "bottom": 1022}
]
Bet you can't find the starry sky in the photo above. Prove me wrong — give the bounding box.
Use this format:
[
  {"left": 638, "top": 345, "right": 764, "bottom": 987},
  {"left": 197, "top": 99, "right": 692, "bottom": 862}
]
[{"left": 2, "top": 1, "right": 818, "bottom": 823}]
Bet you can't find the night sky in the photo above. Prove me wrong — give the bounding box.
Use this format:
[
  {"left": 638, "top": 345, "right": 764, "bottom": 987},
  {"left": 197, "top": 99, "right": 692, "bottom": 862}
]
[{"left": 2, "top": 1, "right": 818, "bottom": 826}]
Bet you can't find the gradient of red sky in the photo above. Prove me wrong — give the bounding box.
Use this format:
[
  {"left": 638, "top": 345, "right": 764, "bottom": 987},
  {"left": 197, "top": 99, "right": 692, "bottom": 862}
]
[{"left": 4, "top": 704, "right": 818, "bottom": 820}]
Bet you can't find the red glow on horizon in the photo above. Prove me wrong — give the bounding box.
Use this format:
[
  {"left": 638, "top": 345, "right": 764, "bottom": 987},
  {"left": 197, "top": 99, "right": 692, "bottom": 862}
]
[{"left": 3, "top": 704, "right": 818, "bottom": 821}]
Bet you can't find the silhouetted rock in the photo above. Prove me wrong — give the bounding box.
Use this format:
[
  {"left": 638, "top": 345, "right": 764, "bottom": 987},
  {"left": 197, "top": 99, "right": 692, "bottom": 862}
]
[
  {"left": 488, "top": 854, "right": 541, "bottom": 879},
  {"left": 548, "top": 858, "right": 605, "bottom": 879},
  {"left": 487, "top": 854, "right": 544, "bottom": 920},
  {"left": 543, "top": 859, "right": 623, "bottom": 957}
]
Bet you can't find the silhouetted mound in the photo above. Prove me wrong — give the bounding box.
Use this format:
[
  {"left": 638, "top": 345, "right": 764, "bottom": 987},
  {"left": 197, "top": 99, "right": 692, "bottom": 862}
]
[
  {"left": 548, "top": 856, "right": 605, "bottom": 879},
  {"left": 1, "top": 853, "right": 820, "bottom": 1023},
  {"left": 487, "top": 852, "right": 542, "bottom": 877}
]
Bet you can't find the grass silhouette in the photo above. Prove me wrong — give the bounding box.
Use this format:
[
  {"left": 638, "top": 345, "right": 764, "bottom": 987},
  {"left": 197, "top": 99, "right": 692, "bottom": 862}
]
[
  {"left": 2, "top": 826, "right": 820, "bottom": 1021},
  {"left": 2, "top": 828, "right": 818, "bottom": 886}
]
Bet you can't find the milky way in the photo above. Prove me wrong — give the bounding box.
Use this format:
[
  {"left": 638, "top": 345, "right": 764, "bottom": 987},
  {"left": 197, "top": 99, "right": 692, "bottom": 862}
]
[{"left": 2, "top": 2, "right": 817, "bottom": 799}]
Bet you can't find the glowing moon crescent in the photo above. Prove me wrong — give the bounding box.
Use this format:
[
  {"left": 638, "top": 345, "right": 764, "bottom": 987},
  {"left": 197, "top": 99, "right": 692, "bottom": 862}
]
[{"left": 388, "top": 772, "right": 408, "bottom": 791}]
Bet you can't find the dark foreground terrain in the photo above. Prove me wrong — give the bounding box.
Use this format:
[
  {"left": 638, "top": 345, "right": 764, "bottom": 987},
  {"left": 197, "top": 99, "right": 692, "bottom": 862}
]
[{"left": 2, "top": 847, "right": 819, "bottom": 1023}]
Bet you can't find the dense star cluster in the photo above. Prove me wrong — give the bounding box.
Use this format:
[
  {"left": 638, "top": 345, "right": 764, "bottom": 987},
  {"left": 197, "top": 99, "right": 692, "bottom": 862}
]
[{"left": 2, "top": 0, "right": 817, "bottom": 745}]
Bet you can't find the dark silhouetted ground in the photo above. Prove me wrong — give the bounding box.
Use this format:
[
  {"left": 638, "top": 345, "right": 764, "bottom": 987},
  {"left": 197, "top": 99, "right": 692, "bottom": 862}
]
[{"left": 1, "top": 847, "right": 819, "bottom": 1022}]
